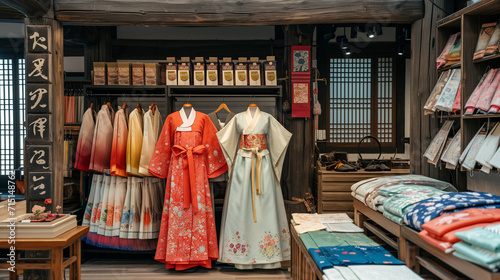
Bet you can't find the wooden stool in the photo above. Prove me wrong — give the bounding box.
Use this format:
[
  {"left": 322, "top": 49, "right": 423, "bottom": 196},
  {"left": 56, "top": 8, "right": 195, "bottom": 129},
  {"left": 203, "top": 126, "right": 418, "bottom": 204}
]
[{"left": 0, "top": 226, "right": 89, "bottom": 280}]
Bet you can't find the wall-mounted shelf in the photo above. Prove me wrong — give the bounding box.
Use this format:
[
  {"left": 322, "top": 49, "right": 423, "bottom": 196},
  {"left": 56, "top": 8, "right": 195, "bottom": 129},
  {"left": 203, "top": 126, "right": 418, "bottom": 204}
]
[
  {"left": 84, "top": 85, "right": 166, "bottom": 97},
  {"left": 436, "top": 114, "right": 461, "bottom": 119},
  {"left": 166, "top": 85, "right": 282, "bottom": 97},
  {"left": 473, "top": 53, "right": 500, "bottom": 64},
  {"left": 462, "top": 114, "right": 500, "bottom": 119},
  {"left": 438, "top": 62, "right": 461, "bottom": 73}
]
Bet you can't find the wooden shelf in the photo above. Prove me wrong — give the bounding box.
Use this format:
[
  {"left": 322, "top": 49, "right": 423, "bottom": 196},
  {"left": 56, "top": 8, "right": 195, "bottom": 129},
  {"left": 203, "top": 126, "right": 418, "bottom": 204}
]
[
  {"left": 463, "top": 114, "right": 500, "bottom": 119},
  {"left": 437, "top": 16, "right": 461, "bottom": 29},
  {"left": 474, "top": 53, "right": 500, "bottom": 64},
  {"left": 166, "top": 85, "right": 282, "bottom": 97},
  {"left": 436, "top": 114, "right": 461, "bottom": 119},
  {"left": 438, "top": 62, "right": 461, "bottom": 72},
  {"left": 84, "top": 85, "right": 166, "bottom": 97}
]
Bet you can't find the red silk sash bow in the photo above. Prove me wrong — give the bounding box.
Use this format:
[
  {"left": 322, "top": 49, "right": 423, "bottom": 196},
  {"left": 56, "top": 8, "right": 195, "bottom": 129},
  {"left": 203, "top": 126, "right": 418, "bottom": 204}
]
[{"left": 172, "top": 144, "right": 206, "bottom": 213}]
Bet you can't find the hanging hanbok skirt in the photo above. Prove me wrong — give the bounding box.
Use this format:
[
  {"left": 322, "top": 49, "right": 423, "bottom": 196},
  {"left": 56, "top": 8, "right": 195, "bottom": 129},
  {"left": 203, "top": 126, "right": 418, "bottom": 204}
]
[
  {"left": 139, "top": 178, "right": 164, "bottom": 239},
  {"left": 89, "top": 175, "right": 104, "bottom": 234},
  {"left": 83, "top": 174, "right": 99, "bottom": 227}
]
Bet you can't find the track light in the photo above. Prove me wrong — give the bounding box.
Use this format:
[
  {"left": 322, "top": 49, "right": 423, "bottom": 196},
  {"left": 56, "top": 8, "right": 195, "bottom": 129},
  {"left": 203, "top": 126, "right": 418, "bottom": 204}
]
[
  {"left": 345, "top": 47, "right": 351, "bottom": 56},
  {"left": 398, "top": 44, "right": 404, "bottom": 56},
  {"left": 366, "top": 24, "right": 382, "bottom": 39},
  {"left": 336, "top": 36, "right": 348, "bottom": 50}
]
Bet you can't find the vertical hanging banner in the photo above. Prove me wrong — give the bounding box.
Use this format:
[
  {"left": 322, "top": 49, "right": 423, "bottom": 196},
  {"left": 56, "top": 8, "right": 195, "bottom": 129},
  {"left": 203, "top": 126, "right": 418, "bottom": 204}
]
[
  {"left": 291, "top": 45, "right": 311, "bottom": 118},
  {"left": 26, "top": 25, "right": 53, "bottom": 203}
]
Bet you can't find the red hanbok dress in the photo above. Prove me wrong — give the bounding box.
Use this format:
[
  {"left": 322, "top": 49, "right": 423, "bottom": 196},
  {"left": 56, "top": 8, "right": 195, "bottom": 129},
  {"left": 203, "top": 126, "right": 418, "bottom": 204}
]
[{"left": 149, "top": 107, "right": 227, "bottom": 270}]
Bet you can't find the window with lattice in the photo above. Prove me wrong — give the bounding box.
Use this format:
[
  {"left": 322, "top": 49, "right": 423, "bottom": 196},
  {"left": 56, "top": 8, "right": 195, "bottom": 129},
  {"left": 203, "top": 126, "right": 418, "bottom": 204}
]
[{"left": 328, "top": 57, "right": 395, "bottom": 147}]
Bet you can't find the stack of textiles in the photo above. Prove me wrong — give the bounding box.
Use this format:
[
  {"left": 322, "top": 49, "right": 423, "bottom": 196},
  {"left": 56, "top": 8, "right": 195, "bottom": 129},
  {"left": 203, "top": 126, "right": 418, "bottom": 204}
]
[
  {"left": 298, "top": 229, "right": 421, "bottom": 280},
  {"left": 464, "top": 68, "right": 500, "bottom": 115},
  {"left": 436, "top": 32, "right": 461, "bottom": 69},
  {"left": 379, "top": 186, "right": 446, "bottom": 224},
  {"left": 460, "top": 122, "right": 500, "bottom": 173},
  {"left": 418, "top": 208, "right": 500, "bottom": 253},
  {"left": 423, "top": 120, "right": 459, "bottom": 167},
  {"left": 76, "top": 103, "right": 163, "bottom": 250},
  {"left": 423, "top": 69, "right": 461, "bottom": 114},
  {"left": 351, "top": 175, "right": 457, "bottom": 213},
  {"left": 82, "top": 174, "right": 165, "bottom": 250},
  {"left": 473, "top": 21, "right": 500, "bottom": 61},
  {"left": 453, "top": 224, "right": 500, "bottom": 271},
  {"left": 404, "top": 192, "right": 500, "bottom": 231},
  {"left": 292, "top": 213, "right": 358, "bottom": 234}
]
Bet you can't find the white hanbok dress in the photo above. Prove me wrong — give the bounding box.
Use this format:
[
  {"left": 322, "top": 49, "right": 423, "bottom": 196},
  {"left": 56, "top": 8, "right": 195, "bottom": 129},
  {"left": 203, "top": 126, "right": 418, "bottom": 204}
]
[{"left": 217, "top": 107, "right": 292, "bottom": 269}]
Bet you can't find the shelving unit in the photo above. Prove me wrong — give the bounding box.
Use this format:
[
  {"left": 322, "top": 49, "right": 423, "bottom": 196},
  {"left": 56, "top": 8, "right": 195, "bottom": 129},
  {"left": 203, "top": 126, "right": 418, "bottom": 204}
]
[{"left": 433, "top": 0, "right": 500, "bottom": 190}]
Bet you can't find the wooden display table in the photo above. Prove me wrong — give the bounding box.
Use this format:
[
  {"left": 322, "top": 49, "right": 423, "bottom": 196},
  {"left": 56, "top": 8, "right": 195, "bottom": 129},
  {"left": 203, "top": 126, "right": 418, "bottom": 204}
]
[
  {"left": 317, "top": 167, "right": 410, "bottom": 217},
  {"left": 290, "top": 225, "right": 323, "bottom": 280},
  {"left": 401, "top": 226, "right": 500, "bottom": 280},
  {"left": 353, "top": 198, "right": 407, "bottom": 262},
  {"left": 0, "top": 226, "right": 89, "bottom": 280}
]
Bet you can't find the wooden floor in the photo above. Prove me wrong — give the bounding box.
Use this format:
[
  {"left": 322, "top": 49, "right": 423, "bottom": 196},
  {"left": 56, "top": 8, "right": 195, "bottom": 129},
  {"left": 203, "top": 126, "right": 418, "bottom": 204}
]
[{"left": 0, "top": 258, "right": 291, "bottom": 279}]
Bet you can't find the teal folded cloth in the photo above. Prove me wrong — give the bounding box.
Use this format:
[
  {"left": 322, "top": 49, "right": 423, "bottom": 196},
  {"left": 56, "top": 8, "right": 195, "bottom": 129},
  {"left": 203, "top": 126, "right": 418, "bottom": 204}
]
[
  {"left": 300, "top": 232, "right": 319, "bottom": 250},
  {"left": 383, "top": 211, "right": 404, "bottom": 224},
  {"left": 455, "top": 227, "right": 500, "bottom": 252},
  {"left": 453, "top": 242, "right": 500, "bottom": 265},
  {"left": 332, "top": 232, "right": 379, "bottom": 246},
  {"left": 308, "top": 230, "right": 349, "bottom": 247},
  {"left": 453, "top": 251, "right": 500, "bottom": 271}
]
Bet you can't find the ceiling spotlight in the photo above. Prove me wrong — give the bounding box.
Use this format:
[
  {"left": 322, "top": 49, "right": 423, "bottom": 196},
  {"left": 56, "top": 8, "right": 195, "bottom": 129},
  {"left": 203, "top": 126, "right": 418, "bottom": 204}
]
[
  {"left": 345, "top": 47, "right": 352, "bottom": 56},
  {"left": 336, "top": 36, "right": 348, "bottom": 50},
  {"left": 366, "top": 24, "right": 382, "bottom": 39},
  {"left": 398, "top": 44, "right": 404, "bottom": 56},
  {"left": 367, "top": 29, "right": 375, "bottom": 39}
]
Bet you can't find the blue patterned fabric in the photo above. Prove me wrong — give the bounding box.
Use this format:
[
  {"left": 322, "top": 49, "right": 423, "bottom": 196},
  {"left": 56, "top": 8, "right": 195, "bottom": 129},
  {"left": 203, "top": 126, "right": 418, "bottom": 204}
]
[
  {"left": 320, "top": 246, "right": 404, "bottom": 266},
  {"left": 308, "top": 248, "right": 335, "bottom": 270},
  {"left": 404, "top": 192, "right": 500, "bottom": 231}
]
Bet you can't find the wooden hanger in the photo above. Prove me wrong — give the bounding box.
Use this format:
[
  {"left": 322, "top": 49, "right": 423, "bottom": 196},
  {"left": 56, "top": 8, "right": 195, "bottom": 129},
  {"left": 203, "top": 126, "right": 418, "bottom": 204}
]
[
  {"left": 136, "top": 103, "right": 142, "bottom": 114},
  {"left": 249, "top": 103, "right": 257, "bottom": 107},
  {"left": 106, "top": 102, "right": 112, "bottom": 111},
  {"left": 90, "top": 103, "right": 94, "bottom": 110},
  {"left": 151, "top": 103, "right": 156, "bottom": 114},
  {"left": 215, "top": 103, "right": 230, "bottom": 113},
  {"left": 122, "top": 102, "right": 127, "bottom": 110},
  {"left": 183, "top": 103, "right": 192, "bottom": 107}
]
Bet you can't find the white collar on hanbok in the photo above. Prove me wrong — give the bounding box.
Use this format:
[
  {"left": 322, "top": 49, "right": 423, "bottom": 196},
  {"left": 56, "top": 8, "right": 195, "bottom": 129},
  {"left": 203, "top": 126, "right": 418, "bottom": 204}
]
[
  {"left": 244, "top": 106, "right": 261, "bottom": 134},
  {"left": 177, "top": 107, "right": 196, "bottom": 131}
]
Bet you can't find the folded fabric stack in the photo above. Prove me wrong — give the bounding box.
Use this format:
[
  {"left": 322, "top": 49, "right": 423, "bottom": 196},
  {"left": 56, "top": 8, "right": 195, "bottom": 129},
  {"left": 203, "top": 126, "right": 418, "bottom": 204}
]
[
  {"left": 453, "top": 224, "right": 500, "bottom": 271},
  {"left": 473, "top": 21, "right": 500, "bottom": 61},
  {"left": 351, "top": 175, "right": 457, "bottom": 215},
  {"left": 299, "top": 229, "right": 422, "bottom": 280},
  {"left": 423, "top": 69, "right": 461, "bottom": 114},
  {"left": 418, "top": 208, "right": 500, "bottom": 253},
  {"left": 380, "top": 186, "right": 446, "bottom": 224},
  {"left": 463, "top": 68, "right": 500, "bottom": 115},
  {"left": 404, "top": 192, "right": 500, "bottom": 231},
  {"left": 423, "top": 120, "right": 458, "bottom": 167},
  {"left": 436, "top": 32, "right": 461, "bottom": 69},
  {"left": 292, "top": 213, "right": 356, "bottom": 234},
  {"left": 460, "top": 122, "right": 500, "bottom": 173}
]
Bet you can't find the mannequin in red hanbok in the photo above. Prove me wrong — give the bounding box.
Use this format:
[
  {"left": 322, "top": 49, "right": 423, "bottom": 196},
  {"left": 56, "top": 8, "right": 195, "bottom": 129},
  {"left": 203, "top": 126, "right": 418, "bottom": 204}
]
[{"left": 149, "top": 107, "right": 227, "bottom": 270}]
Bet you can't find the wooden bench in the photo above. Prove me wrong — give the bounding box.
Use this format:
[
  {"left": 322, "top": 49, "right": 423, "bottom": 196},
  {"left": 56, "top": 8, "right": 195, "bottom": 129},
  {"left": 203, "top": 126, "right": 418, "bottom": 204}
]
[
  {"left": 353, "top": 198, "right": 407, "bottom": 261},
  {"left": 353, "top": 198, "right": 500, "bottom": 280},
  {"left": 290, "top": 225, "right": 323, "bottom": 280},
  {"left": 0, "top": 226, "right": 89, "bottom": 280}
]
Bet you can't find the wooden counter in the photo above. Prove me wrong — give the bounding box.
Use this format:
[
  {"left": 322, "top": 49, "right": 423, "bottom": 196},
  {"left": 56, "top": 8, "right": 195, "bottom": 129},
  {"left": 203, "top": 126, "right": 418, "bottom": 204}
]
[{"left": 317, "top": 167, "right": 410, "bottom": 217}]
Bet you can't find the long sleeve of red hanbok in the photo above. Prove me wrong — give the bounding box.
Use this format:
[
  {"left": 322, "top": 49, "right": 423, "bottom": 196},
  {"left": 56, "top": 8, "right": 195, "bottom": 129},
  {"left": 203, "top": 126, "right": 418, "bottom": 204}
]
[
  {"left": 202, "top": 116, "right": 228, "bottom": 179},
  {"left": 149, "top": 115, "right": 173, "bottom": 179}
]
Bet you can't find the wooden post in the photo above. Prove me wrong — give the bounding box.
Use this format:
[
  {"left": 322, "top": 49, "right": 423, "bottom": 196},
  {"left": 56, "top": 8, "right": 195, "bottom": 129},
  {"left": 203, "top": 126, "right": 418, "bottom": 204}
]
[
  {"left": 284, "top": 25, "right": 315, "bottom": 215},
  {"left": 409, "top": 0, "right": 453, "bottom": 179},
  {"left": 23, "top": 16, "right": 64, "bottom": 280}
]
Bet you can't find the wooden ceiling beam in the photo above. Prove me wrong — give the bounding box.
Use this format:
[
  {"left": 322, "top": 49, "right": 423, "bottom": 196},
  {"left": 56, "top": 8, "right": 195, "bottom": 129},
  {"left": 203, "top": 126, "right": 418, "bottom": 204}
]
[
  {"left": 0, "top": 0, "right": 50, "bottom": 17},
  {"left": 0, "top": 3, "right": 25, "bottom": 20},
  {"left": 54, "top": 0, "right": 424, "bottom": 25}
]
